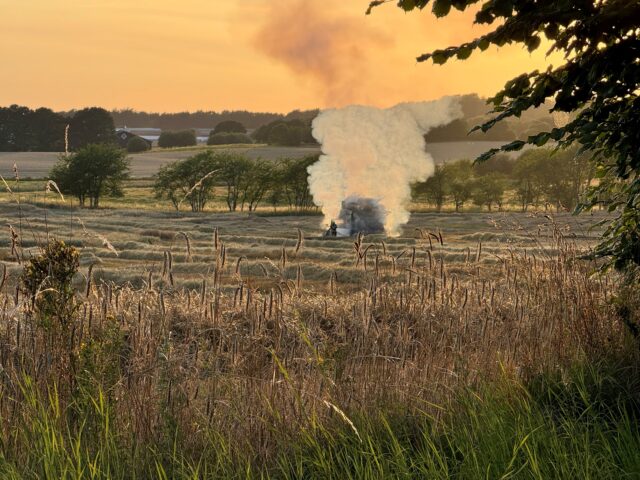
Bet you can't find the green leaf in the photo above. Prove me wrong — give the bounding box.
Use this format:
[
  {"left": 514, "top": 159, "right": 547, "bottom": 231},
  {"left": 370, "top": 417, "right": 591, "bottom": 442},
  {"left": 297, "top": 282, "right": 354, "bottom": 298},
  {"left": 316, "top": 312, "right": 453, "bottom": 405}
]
[
  {"left": 456, "top": 45, "right": 473, "bottom": 60},
  {"left": 399, "top": 0, "right": 416, "bottom": 11},
  {"left": 432, "top": 0, "right": 451, "bottom": 17},
  {"left": 526, "top": 35, "right": 541, "bottom": 52},
  {"left": 478, "top": 38, "right": 490, "bottom": 51},
  {"left": 532, "top": 133, "right": 550, "bottom": 146},
  {"left": 431, "top": 51, "right": 448, "bottom": 65}
]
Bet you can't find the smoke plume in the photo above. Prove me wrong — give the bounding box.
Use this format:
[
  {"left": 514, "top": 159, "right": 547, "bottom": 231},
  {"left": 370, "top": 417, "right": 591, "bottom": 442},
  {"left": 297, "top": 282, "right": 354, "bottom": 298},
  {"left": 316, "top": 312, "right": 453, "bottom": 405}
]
[
  {"left": 252, "top": 0, "right": 388, "bottom": 106},
  {"left": 309, "top": 97, "right": 463, "bottom": 236}
]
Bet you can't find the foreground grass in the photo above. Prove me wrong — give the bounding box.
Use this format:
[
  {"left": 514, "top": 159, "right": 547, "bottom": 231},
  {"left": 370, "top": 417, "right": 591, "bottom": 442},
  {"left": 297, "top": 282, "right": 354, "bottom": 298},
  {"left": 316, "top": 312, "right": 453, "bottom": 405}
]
[
  {"left": 1, "top": 361, "right": 638, "bottom": 479},
  {"left": 0, "top": 200, "right": 632, "bottom": 478}
]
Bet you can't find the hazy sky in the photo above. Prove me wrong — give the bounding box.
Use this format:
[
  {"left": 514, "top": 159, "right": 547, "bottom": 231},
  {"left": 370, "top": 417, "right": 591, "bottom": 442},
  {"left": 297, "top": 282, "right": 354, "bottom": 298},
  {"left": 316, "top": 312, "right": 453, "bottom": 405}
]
[{"left": 1, "top": 0, "right": 557, "bottom": 113}]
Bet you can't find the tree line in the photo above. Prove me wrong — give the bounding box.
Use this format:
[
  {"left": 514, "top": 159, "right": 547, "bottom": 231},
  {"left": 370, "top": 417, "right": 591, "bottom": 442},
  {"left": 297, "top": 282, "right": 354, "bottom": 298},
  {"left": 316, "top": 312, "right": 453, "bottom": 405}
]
[
  {"left": 108, "top": 109, "right": 319, "bottom": 131},
  {"left": 48, "top": 139, "right": 594, "bottom": 215},
  {"left": 413, "top": 146, "right": 594, "bottom": 212},
  {"left": 2, "top": 100, "right": 561, "bottom": 152},
  {"left": 153, "top": 152, "right": 316, "bottom": 212},
  {"left": 0, "top": 105, "right": 115, "bottom": 152},
  {"left": 156, "top": 117, "right": 319, "bottom": 148}
]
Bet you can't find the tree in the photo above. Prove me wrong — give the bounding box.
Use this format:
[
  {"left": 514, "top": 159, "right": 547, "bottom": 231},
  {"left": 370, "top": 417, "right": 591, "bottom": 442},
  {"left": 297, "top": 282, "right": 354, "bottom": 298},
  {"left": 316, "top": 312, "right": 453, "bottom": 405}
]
[
  {"left": 50, "top": 144, "right": 130, "bottom": 208},
  {"left": 153, "top": 151, "right": 218, "bottom": 212},
  {"left": 269, "top": 157, "right": 317, "bottom": 211},
  {"left": 158, "top": 130, "right": 197, "bottom": 148},
  {"left": 127, "top": 136, "right": 151, "bottom": 153},
  {"left": 212, "top": 120, "right": 246, "bottom": 134},
  {"left": 513, "top": 150, "right": 546, "bottom": 212},
  {"left": 0, "top": 105, "right": 36, "bottom": 151},
  {"left": 239, "top": 159, "right": 275, "bottom": 212},
  {"left": 30, "top": 108, "right": 67, "bottom": 151},
  {"left": 413, "top": 164, "right": 449, "bottom": 211},
  {"left": 444, "top": 160, "right": 474, "bottom": 212},
  {"left": 472, "top": 173, "right": 505, "bottom": 212},
  {"left": 253, "top": 119, "right": 313, "bottom": 146},
  {"left": 473, "top": 153, "right": 514, "bottom": 177},
  {"left": 216, "top": 153, "right": 253, "bottom": 212},
  {"left": 368, "top": 0, "right": 640, "bottom": 270},
  {"left": 537, "top": 146, "right": 594, "bottom": 212},
  {"left": 0, "top": 105, "right": 67, "bottom": 152},
  {"left": 68, "top": 107, "right": 115, "bottom": 150},
  {"left": 268, "top": 123, "right": 302, "bottom": 146}
]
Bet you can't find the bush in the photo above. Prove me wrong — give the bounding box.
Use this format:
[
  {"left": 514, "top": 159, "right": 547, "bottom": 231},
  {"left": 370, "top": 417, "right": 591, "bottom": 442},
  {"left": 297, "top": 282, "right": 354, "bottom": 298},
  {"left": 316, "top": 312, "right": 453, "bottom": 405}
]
[
  {"left": 212, "top": 120, "right": 246, "bottom": 134},
  {"left": 158, "top": 130, "right": 197, "bottom": 148},
  {"left": 126, "top": 136, "right": 151, "bottom": 152},
  {"left": 207, "top": 132, "right": 253, "bottom": 145},
  {"left": 268, "top": 124, "right": 302, "bottom": 146},
  {"left": 21, "top": 240, "right": 79, "bottom": 326},
  {"left": 252, "top": 119, "right": 315, "bottom": 145}
]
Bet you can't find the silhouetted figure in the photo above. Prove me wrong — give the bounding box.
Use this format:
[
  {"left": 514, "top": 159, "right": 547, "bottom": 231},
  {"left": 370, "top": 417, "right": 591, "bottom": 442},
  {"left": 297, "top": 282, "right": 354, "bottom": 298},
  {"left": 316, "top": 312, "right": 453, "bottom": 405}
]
[{"left": 326, "top": 220, "right": 338, "bottom": 237}]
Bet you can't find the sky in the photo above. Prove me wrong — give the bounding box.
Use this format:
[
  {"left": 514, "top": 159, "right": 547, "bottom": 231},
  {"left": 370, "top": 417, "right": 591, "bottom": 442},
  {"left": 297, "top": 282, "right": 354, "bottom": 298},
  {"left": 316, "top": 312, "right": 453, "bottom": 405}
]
[{"left": 0, "top": 0, "right": 558, "bottom": 113}]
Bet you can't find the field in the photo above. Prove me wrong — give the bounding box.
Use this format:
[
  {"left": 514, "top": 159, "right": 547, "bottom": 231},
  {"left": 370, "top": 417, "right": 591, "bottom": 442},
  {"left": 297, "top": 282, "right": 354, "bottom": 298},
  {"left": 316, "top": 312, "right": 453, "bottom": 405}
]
[
  {"left": 1, "top": 192, "right": 639, "bottom": 478},
  {"left": 0, "top": 202, "right": 607, "bottom": 291},
  {"left": 0, "top": 141, "right": 522, "bottom": 179}
]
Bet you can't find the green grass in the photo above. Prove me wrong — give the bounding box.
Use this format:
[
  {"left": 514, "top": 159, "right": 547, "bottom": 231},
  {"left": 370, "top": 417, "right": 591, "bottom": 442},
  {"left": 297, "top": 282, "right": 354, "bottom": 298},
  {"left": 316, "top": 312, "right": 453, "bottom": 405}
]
[{"left": 1, "top": 360, "right": 638, "bottom": 479}]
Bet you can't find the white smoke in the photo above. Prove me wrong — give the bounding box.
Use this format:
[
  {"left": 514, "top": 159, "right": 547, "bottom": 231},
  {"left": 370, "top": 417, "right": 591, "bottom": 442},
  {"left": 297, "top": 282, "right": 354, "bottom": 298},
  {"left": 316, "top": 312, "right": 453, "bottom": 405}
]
[{"left": 308, "top": 97, "right": 463, "bottom": 236}]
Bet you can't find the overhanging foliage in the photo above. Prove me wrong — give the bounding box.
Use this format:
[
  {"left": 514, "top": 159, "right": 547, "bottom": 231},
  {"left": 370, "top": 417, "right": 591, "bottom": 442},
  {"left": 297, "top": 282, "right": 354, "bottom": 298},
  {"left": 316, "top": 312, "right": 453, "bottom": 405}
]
[{"left": 369, "top": 0, "right": 640, "bottom": 270}]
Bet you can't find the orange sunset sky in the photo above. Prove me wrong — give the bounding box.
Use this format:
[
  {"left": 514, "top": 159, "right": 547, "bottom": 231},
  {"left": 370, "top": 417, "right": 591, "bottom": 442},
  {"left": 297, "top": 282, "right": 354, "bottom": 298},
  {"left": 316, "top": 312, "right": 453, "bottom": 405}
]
[{"left": 1, "top": 0, "right": 557, "bottom": 113}]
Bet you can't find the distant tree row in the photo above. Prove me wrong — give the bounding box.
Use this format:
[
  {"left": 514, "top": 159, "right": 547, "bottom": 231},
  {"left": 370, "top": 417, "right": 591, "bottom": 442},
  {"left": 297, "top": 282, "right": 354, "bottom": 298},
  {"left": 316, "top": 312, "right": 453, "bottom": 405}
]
[
  {"left": 153, "top": 152, "right": 316, "bottom": 212},
  {"left": 0, "top": 105, "right": 114, "bottom": 151},
  {"left": 109, "top": 109, "right": 319, "bottom": 131},
  {"left": 413, "top": 146, "right": 594, "bottom": 212}
]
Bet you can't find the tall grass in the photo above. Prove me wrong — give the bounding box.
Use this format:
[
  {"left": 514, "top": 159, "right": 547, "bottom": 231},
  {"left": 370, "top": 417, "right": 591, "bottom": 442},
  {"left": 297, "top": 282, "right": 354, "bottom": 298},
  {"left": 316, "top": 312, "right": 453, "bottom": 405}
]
[{"left": 0, "top": 217, "right": 637, "bottom": 477}]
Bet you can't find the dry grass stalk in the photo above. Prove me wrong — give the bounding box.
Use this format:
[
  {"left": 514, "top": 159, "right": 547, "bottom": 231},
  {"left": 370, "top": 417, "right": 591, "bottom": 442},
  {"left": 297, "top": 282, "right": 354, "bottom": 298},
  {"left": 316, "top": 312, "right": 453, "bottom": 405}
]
[
  {"left": 76, "top": 217, "right": 119, "bottom": 256},
  {"left": 45, "top": 180, "right": 65, "bottom": 202}
]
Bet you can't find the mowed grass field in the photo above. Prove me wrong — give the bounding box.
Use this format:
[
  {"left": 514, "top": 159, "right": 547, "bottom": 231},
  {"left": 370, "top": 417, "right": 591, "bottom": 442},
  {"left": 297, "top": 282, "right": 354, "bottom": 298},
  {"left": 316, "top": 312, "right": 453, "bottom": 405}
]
[{"left": 0, "top": 200, "right": 607, "bottom": 292}]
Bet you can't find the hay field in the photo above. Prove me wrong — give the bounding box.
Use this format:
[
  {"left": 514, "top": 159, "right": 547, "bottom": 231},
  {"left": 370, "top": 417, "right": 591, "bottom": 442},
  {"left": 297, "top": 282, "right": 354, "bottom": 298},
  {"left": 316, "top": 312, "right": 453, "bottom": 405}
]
[{"left": 0, "top": 201, "right": 606, "bottom": 292}]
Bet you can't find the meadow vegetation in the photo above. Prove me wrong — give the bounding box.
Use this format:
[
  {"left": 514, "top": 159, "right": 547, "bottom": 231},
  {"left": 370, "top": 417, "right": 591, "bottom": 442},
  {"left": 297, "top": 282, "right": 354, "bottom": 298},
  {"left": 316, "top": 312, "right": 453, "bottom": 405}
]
[{"left": 0, "top": 191, "right": 638, "bottom": 477}]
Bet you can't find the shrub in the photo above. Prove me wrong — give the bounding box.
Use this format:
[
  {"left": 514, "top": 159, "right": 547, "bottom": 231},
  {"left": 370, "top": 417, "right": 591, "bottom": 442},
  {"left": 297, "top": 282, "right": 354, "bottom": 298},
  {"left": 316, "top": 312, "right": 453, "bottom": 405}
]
[
  {"left": 267, "top": 123, "right": 302, "bottom": 146},
  {"left": 252, "top": 118, "right": 314, "bottom": 145},
  {"left": 158, "top": 130, "right": 197, "bottom": 148},
  {"left": 212, "top": 120, "right": 246, "bottom": 134},
  {"left": 126, "top": 136, "right": 151, "bottom": 152},
  {"left": 21, "top": 240, "right": 79, "bottom": 326},
  {"left": 207, "top": 132, "right": 253, "bottom": 145}
]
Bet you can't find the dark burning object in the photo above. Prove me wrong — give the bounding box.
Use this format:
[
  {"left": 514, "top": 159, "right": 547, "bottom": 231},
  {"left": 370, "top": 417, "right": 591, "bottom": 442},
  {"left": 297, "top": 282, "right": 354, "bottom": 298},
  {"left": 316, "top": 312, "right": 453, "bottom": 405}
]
[{"left": 324, "top": 196, "right": 386, "bottom": 237}]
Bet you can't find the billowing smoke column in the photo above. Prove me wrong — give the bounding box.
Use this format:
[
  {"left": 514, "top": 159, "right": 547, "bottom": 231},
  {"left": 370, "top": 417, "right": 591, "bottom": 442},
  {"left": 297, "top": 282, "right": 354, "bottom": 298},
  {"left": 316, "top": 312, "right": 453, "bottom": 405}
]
[{"left": 308, "top": 97, "right": 462, "bottom": 236}]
